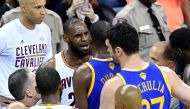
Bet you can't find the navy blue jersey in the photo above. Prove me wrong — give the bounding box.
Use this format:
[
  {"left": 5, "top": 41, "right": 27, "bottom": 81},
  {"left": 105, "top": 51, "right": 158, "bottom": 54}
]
[
  {"left": 117, "top": 63, "right": 171, "bottom": 109},
  {"left": 86, "top": 58, "right": 121, "bottom": 109}
]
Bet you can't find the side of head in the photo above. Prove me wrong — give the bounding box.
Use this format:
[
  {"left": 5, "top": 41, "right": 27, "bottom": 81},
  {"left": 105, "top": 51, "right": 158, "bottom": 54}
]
[
  {"left": 35, "top": 67, "right": 62, "bottom": 97},
  {"left": 115, "top": 85, "right": 142, "bottom": 109},
  {"left": 149, "top": 41, "right": 176, "bottom": 69},
  {"left": 106, "top": 23, "right": 139, "bottom": 61},
  {"left": 18, "top": 0, "right": 46, "bottom": 24},
  {"left": 63, "top": 18, "right": 91, "bottom": 56},
  {"left": 8, "top": 69, "right": 40, "bottom": 102},
  {"left": 169, "top": 28, "right": 190, "bottom": 64},
  {"left": 90, "top": 20, "right": 111, "bottom": 50}
]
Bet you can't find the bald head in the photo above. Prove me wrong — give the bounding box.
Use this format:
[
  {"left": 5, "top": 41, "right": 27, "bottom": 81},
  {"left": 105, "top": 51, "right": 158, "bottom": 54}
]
[
  {"left": 7, "top": 102, "right": 27, "bottom": 109},
  {"left": 115, "top": 85, "right": 142, "bottom": 109},
  {"left": 150, "top": 41, "right": 168, "bottom": 55},
  {"left": 17, "top": 0, "right": 29, "bottom": 5},
  {"left": 149, "top": 41, "right": 175, "bottom": 67},
  {"left": 63, "top": 18, "right": 87, "bottom": 35}
]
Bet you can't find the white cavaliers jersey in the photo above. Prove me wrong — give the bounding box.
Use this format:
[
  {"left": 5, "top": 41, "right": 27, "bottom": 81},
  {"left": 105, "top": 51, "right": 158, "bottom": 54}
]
[
  {"left": 0, "top": 19, "right": 52, "bottom": 99},
  {"left": 54, "top": 52, "right": 75, "bottom": 106},
  {"left": 30, "top": 105, "right": 73, "bottom": 109}
]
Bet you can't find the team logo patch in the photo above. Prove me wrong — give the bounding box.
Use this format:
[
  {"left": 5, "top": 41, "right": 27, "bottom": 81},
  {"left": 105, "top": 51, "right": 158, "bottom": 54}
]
[
  {"left": 109, "top": 62, "right": 115, "bottom": 70},
  {"left": 139, "top": 72, "right": 146, "bottom": 80}
]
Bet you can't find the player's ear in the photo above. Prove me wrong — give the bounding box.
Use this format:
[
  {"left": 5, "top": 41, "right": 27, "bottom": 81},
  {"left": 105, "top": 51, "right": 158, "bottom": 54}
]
[
  {"left": 63, "top": 34, "right": 69, "bottom": 43},
  {"left": 166, "top": 60, "right": 175, "bottom": 69},
  {"left": 20, "top": 4, "right": 27, "bottom": 13},
  {"left": 115, "top": 47, "right": 123, "bottom": 57}
]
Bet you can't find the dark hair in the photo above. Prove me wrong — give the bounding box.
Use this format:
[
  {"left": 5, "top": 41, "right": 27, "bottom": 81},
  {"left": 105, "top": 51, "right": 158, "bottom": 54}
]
[
  {"left": 63, "top": 18, "right": 85, "bottom": 35},
  {"left": 8, "top": 69, "right": 29, "bottom": 100},
  {"left": 90, "top": 21, "right": 111, "bottom": 45},
  {"left": 36, "top": 67, "right": 61, "bottom": 96},
  {"left": 106, "top": 23, "right": 139, "bottom": 55},
  {"left": 163, "top": 45, "right": 175, "bottom": 61},
  {"left": 170, "top": 28, "right": 190, "bottom": 50}
]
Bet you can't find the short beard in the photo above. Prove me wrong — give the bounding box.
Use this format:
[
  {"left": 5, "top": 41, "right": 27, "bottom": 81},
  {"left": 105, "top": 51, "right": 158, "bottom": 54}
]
[{"left": 69, "top": 43, "right": 91, "bottom": 57}]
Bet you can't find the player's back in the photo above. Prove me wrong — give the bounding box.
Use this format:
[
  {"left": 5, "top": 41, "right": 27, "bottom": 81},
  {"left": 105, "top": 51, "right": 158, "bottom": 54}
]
[
  {"left": 86, "top": 58, "right": 121, "bottom": 109},
  {"left": 117, "top": 63, "right": 171, "bottom": 109}
]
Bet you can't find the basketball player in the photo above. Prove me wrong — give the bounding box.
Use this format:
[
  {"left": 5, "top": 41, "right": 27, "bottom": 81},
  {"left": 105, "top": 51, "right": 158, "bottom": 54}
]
[
  {"left": 39, "top": 18, "right": 91, "bottom": 106},
  {"left": 99, "top": 23, "right": 190, "bottom": 109},
  {"left": 30, "top": 67, "right": 73, "bottom": 109},
  {"left": 73, "top": 21, "right": 121, "bottom": 109},
  {"left": 0, "top": 0, "right": 52, "bottom": 106},
  {"left": 115, "top": 85, "right": 142, "bottom": 109}
]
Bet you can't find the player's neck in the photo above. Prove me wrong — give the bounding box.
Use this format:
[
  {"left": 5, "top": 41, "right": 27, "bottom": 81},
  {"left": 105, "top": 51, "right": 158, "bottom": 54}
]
[
  {"left": 120, "top": 53, "right": 147, "bottom": 70},
  {"left": 63, "top": 50, "right": 91, "bottom": 68},
  {"left": 41, "top": 94, "right": 61, "bottom": 105},
  {"left": 19, "top": 15, "right": 36, "bottom": 30},
  {"left": 92, "top": 49, "right": 110, "bottom": 59},
  {"left": 21, "top": 98, "right": 37, "bottom": 107}
]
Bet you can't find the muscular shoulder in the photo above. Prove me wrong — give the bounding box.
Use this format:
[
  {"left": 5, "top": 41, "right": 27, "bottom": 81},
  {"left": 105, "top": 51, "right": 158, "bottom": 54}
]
[
  {"left": 74, "top": 63, "right": 92, "bottom": 80},
  {"left": 73, "top": 63, "right": 92, "bottom": 91},
  {"left": 158, "top": 66, "right": 179, "bottom": 88},
  {"left": 104, "top": 76, "right": 123, "bottom": 89}
]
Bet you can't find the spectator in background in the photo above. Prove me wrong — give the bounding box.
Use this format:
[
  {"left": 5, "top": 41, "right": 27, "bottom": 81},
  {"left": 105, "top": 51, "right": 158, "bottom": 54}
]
[
  {"left": 54, "top": 0, "right": 115, "bottom": 28},
  {"left": 113, "top": 0, "right": 169, "bottom": 62},
  {"left": 0, "top": 0, "right": 5, "bottom": 7},
  {"left": 0, "top": 0, "right": 19, "bottom": 18},
  {"left": 45, "top": 0, "right": 61, "bottom": 10},
  {"left": 98, "top": 0, "right": 126, "bottom": 12},
  {"left": 126, "top": 0, "right": 190, "bottom": 32},
  {"left": 157, "top": 0, "right": 190, "bottom": 32}
]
